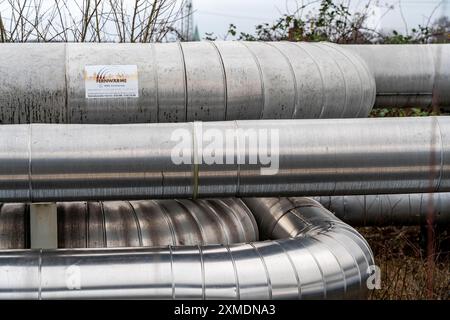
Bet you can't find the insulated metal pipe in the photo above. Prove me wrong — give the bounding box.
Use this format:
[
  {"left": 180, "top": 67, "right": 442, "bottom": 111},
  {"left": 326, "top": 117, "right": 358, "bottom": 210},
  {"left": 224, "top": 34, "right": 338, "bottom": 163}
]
[
  {"left": 1, "top": 116, "right": 450, "bottom": 202},
  {"left": 0, "top": 41, "right": 376, "bottom": 124},
  {"left": 0, "top": 198, "right": 374, "bottom": 299},
  {"left": 346, "top": 44, "right": 450, "bottom": 108},
  {"left": 1, "top": 42, "right": 448, "bottom": 122},
  {"left": 0, "top": 199, "right": 258, "bottom": 249},
  {"left": 3, "top": 193, "right": 445, "bottom": 250},
  {"left": 0, "top": 203, "right": 29, "bottom": 249},
  {"left": 315, "top": 193, "right": 450, "bottom": 226}
]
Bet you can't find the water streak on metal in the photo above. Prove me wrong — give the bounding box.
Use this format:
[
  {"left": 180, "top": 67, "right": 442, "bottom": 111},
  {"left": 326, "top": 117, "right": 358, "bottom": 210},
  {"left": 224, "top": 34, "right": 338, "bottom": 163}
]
[{"left": 0, "top": 42, "right": 375, "bottom": 124}]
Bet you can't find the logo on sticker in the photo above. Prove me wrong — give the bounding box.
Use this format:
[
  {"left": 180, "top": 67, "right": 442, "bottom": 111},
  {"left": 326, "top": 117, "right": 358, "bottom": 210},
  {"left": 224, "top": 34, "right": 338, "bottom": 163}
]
[
  {"left": 84, "top": 65, "right": 139, "bottom": 99},
  {"left": 93, "top": 67, "right": 128, "bottom": 83}
]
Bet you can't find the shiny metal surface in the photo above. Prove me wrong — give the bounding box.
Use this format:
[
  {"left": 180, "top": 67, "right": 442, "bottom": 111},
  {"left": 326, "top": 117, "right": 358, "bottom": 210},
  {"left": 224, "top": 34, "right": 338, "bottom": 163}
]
[
  {"left": 3, "top": 192, "right": 444, "bottom": 250},
  {"left": 0, "top": 203, "right": 28, "bottom": 249},
  {"left": 243, "top": 197, "right": 374, "bottom": 299},
  {"left": 432, "top": 45, "right": 450, "bottom": 108},
  {"left": 241, "top": 42, "right": 296, "bottom": 118},
  {"left": 58, "top": 199, "right": 258, "bottom": 248},
  {"left": 67, "top": 44, "right": 158, "bottom": 124},
  {"left": 212, "top": 42, "right": 263, "bottom": 120},
  {"left": 0, "top": 198, "right": 374, "bottom": 299},
  {"left": 0, "top": 43, "right": 67, "bottom": 124},
  {"left": 316, "top": 193, "right": 450, "bottom": 226},
  {"left": 182, "top": 42, "right": 226, "bottom": 121},
  {"left": 346, "top": 44, "right": 450, "bottom": 108},
  {"left": 2, "top": 42, "right": 449, "bottom": 122},
  {"left": 0, "top": 199, "right": 258, "bottom": 249},
  {"left": 1, "top": 116, "right": 449, "bottom": 202},
  {"left": 0, "top": 42, "right": 375, "bottom": 124}
]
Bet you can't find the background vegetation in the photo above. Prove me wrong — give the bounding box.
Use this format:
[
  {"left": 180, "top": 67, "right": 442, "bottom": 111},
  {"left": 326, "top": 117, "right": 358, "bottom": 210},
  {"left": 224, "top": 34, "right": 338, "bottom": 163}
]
[{"left": 0, "top": 0, "right": 187, "bottom": 42}]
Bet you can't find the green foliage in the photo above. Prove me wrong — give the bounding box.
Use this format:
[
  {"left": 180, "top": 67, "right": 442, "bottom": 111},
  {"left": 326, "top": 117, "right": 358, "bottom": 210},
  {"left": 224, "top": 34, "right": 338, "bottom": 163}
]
[
  {"left": 208, "top": 0, "right": 448, "bottom": 45},
  {"left": 201, "top": 0, "right": 449, "bottom": 114},
  {"left": 370, "top": 107, "right": 441, "bottom": 118},
  {"left": 202, "top": 0, "right": 449, "bottom": 114},
  {"left": 383, "top": 26, "right": 432, "bottom": 44},
  {"left": 229, "top": 0, "right": 369, "bottom": 43}
]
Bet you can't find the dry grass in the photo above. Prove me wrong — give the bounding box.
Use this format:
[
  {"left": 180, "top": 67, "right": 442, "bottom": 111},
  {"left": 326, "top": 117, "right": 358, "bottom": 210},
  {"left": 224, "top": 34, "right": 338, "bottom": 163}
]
[{"left": 358, "top": 226, "right": 450, "bottom": 300}]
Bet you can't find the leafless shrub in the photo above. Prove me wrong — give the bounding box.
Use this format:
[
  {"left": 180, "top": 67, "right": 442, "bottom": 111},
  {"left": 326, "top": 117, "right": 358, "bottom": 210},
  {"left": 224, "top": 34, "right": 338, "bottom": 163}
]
[{"left": 0, "top": 0, "right": 187, "bottom": 42}]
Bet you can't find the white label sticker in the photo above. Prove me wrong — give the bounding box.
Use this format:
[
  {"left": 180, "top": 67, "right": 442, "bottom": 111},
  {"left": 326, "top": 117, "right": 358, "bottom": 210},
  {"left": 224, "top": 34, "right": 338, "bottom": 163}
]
[{"left": 84, "top": 65, "right": 139, "bottom": 99}]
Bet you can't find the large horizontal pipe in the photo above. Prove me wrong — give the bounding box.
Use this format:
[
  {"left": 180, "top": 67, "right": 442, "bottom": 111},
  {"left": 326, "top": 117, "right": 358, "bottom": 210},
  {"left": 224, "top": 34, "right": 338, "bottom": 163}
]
[
  {"left": 0, "top": 198, "right": 374, "bottom": 299},
  {"left": 1, "top": 43, "right": 449, "bottom": 124},
  {"left": 0, "top": 199, "right": 258, "bottom": 249},
  {"left": 346, "top": 44, "right": 450, "bottom": 108},
  {"left": 1, "top": 116, "right": 450, "bottom": 202},
  {"left": 0, "top": 42, "right": 375, "bottom": 124},
  {"left": 3, "top": 193, "right": 447, "bottom": 250},
  {"left": 315, "top": 193, "right": 450, "bottom": 226}
]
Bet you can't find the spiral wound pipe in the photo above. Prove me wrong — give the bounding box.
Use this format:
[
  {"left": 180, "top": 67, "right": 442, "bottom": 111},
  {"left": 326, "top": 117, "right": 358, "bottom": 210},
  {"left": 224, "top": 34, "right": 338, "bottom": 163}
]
[
  {"left": 0, "top": 198, "right": 374, "bottom": 299},
  {"left": 3, "top": 193, "right": 447, "bottom": 251},
  {"left": 0, "top": 199, "right": 259, "bottom": 249}
]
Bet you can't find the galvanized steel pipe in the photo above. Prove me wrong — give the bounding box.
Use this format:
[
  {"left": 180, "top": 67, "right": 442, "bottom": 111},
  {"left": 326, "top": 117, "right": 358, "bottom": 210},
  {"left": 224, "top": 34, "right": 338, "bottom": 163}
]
[
  {"left": 0, "top": 203, "right": 29, "bottom": 249},
  {"left": 315, "top": 193, "right": 450, "bottom": 226},
  {"left": 0, "top": 199, "right": 258, "bottom": 249},
  {"left": 1, "top": 116, "right": 450, "bottom": 202},
  {"left": 0, "top": 198, "right": 374, "bottom": 299},
  {"left": 3, "top": 193, "right": 445, "bottom": 250},
  {"left": 0, "top": 41, "right": 375, "bottom": 124},
  {"left": 1, "top": 42, "right": 448, "bottom": 122},
  {"left": 346, "top": 44, "right": 450, "bottom": 108}
]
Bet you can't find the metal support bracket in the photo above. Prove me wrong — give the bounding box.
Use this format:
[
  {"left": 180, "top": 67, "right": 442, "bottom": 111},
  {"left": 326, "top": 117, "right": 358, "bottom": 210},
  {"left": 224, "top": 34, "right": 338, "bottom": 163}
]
[{"left": 30, "top": 203, "right": 58, "bottom": 249}]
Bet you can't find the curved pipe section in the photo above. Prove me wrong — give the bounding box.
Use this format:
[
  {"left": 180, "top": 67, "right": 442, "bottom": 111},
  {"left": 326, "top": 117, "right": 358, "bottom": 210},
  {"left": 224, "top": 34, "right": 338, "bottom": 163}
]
[
  {"left": 3, "top": 193, "right": 445, "bottom": 250},
  {"left": 0, "top": 199, "right": 258, "bottom": 249},
  {"left": 315, "top": 193, "right": 450, "bottom": 226},
  {"left": 346, "top": 44, "right": 450, "bottom": 108},
  {"left": 0, "top": 42, "right": 375, "bottom": 124},
  {"left": 0, "top": 198, "right": 374, "bottom": 299},
  {"left": 1, "top": 116, "right": 450, "bottom": 202}
]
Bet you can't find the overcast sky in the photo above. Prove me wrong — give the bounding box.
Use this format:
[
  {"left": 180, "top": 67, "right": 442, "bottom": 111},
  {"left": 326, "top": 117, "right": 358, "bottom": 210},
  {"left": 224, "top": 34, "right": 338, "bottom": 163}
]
[{"left": 193, "top": 0, "right": 449, "bottom": 39}]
